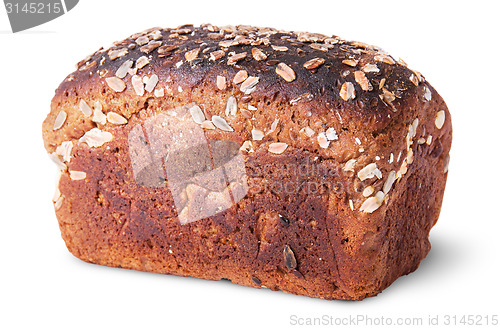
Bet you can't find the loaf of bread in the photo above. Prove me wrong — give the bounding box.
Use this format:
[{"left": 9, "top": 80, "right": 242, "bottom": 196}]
[{"left": 42, "top": 24, "right": 452, "bottom": 300}]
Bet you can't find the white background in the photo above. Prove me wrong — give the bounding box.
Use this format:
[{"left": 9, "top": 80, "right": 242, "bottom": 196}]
[{"left": 1, "top": 1, "right": 499, "bottom": 328}]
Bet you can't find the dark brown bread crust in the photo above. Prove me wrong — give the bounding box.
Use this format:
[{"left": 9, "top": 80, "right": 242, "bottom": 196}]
[{"left": 42, "top": 24, "right": 452, "bottom": 300}]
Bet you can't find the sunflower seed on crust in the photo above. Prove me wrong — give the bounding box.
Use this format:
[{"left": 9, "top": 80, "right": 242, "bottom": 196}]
[
  {"left": 131, "top": 75, "right": 145, "bottom": 96},
  {"left": 115, "top": 59, "right": 133, "bottom": 79},
  {"left": 53, "top": 111, "right": 67, "bottom": 130},
  {"left": 252, "top": 48, "right": 267, "bottom": 61},
  {"left": 383, "top": 171, "right": 397, "bottom": 194},
  {"left": 148, "top": 30, "right": 162, "bottom": 40},
  {"left": 317, "top": 132, "right": 330, "bottom": 149},
  {"left": 79, "top": 128, "right": 113, "bottom": 147},
  {"left": 354, "top": 71, "right": 373, "bottom": 91},
  {"left": 216, "top": 76, "right": 227, "bottom": 90},
  {"left": 360, "top": 194, "right": 383, "bottom": 213},
  {"left": 409, "top": 74, "right": 419, "bottom": 86},
  {"left": 140, "top": 41, "right": 162, "bottom": 54},
  {"left": 105, "top": 77, "right": 126, "bottom": 92},
  {"left": 201, "top": 120, "right": 216, "bottom": 129},
  {"left": 268, "top": 118, "right": 279, "bottom": 135},
  {"left": 407, "top": 148, "right": 414, "bottom": 165},
  {"left": 69, "top": 171, "right": 87, "bottom": 180},
  {"left": 251, "top": 128, "right": 264, "bottom": 141},
  {"left": 268, "top": 142, "right": 288, "bottom": 154},
  {"left": 189, "top": 105, "right": 205, "bottom": 124},
  {"left": 154, "top": 87, "right": 164, "bottom": 97},
  {"left": 212, "top": 115, "right": 234, "bottom": 131},
  {"left": 233, "top": 70, "right": 248, "bottom": 84},
  {"left": 108, "top": 48, "right": 128, "bottom": 60},
  {"left": 300, "top": 126, "right": 314, "bottom": 137},
  {"left": 107, "top": 112, "right": 128, "bottom": 125},
  {"left": 362, "top": 63, "right": 380, "bottom": 73},
  {"left": 309, "top": 43, "right": 329, "bottom": 52},
  {"left": 54, "top": 196, "right": 64, "bottom": 210},
  {"left": 185, "top": 48, "right": 200, "bottom": 62},
  {"left": 283, "top": 245, "right": 297, "bottom": 270},
  {"left": 362, "top": 186, "right": 375, "bottom": 197},
  {"left": 342, "top": 59, "right": 358, "bottom": 67},
  {"left": 435, "top": 110, "right": 445, "bottom": 129},
  {"left": 135, "top": 36, "right": 149, "bottom": 46},
  {"left": 297, "top": 32, "right": 327, "bottom": 43},
  {"left": 379, "top": 78, "right": 386, "bottom": 90},
  {"left": 240, "top": 76, "right": 259, "bottom": 94},
  {"left": 227, "top": 52, "right": 247, "bottom": 65},
  {"left": 303, "top": 57, "right": 325, "bottom": 70},
  {"left": 272, "top": 45, "right": 288, "bottom": 52},
  {"left": 52, "top": 185, "right": 61, "bottom": 203},
  {"left": 78, "top": 99, "right": 92, "bottom": 117},
  {"left": 379, "top": 88, "right": 397, "bottom": 111},
  {"left": 144, "top": 74, "right": 159, "bottom": 92},
  {"left": 225, "top": 96, "right": 237, "bottom": 116},
  {"left": 339, "top": 82, "right": 355, "bottom": 101},
  {"left": 209, "top": 50, "right": 225, "bottom": 61},
  {"left": 240, "top": 140, "right": 254, "bottom": 153},
  {"left": 276, "top": 63, "right": 296, "bottom": 82},
  {"left": 343, "top": 159, "right": 356, "bottom": 172},
  {"left": 424, "top": 86, "right": 432, "bottom": 101},
  {"left": 325, "top": 127, "right": 338, "bottom": 141},
  {"left": 136, "top": 56, "right": 150, "bottom": 69},
  {"left": 219, "top": 39, "right": 239, "bottom": 48},
  {"left": 92, "top": 103, "right": 106, "bottom": 125},
  {"left": 374, "top": 54, "right": 396, "bottom": 65},
  {"left": 158, "top": 45, "right": 178, "bottom": 56},
  {"left": 56, "top": 141, "right": 73, "bottom": 162},
  {"left": 358, "top": 163, "right": 382, "bottom": 181}
]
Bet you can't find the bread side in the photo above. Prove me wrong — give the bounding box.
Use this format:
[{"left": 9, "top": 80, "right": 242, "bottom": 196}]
[{"left": 42, "top": 24, "right": 452, "bottom": 300}]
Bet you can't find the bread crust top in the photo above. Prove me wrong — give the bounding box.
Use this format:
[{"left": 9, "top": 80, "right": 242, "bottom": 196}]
[
  {"left": 43, "top": 24, "right": 451, "bottom": 215},
  {"left": 54, "top": 23, "right": 430, "bottom": 130}
]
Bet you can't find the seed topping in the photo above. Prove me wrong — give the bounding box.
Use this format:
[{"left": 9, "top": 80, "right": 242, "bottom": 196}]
[
  {"left": 216, "top": 76, "right": 226, "bottom": 90},
  {"left": 105, "top": 77, "right": 126, "bottom": 92},
  {"left": 435, "top": 110, "right": 445, "bottom": 129},
  {"left": 79, "top": 128, "right": 113, "bottom": 147},
  {"left": 131, "top": 75, "right": 145, "bottom": 96},
  {"left": 339, "top": 82, "right": 355, "bottom": 101},
  {"left": 212, "top": 115, "right": 234, "bottom": 131},
  {"left": 233, "top": 70, "right": 248, "bottom": 84},
  {"left": 107, "top": 112, "right": 128, "bottom": 125},
  {"left": 354, "top": 71, "right": 373, "bottom": 91},
  {"left": 225, "top": 96, "right": 237, "bottom": 116},
  {"left": 268, "top": 142, "right": 288, "bottom": 154},
  {"left": 252, "top": 48, "right": 267, "bottom": 61},
  {"left": 69, "top": 171, "right": 87, "bottom": 181},
  {"left": 78, "top": 100, "right": 92, "bottom": 117},
  {"left": 227, "top": 52, "right": 247, "bottom": 65},
  {"left": 240, "top": 76, "right": 259, "bottom": 94},
  {"left": 283, "top": 245, "right": 297, "bottom": 269},
  {"left": 189, "top": 105, "right": 205, "bottom": 124},
  {"left": 303, "top": 57, "right": 325, "bottom": 70},
  {"left": 276, "top": 63, "right": 296, "bottom": 82},
  {"left": 53, "top": 111, "right": 67, "bottom": 130}
]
